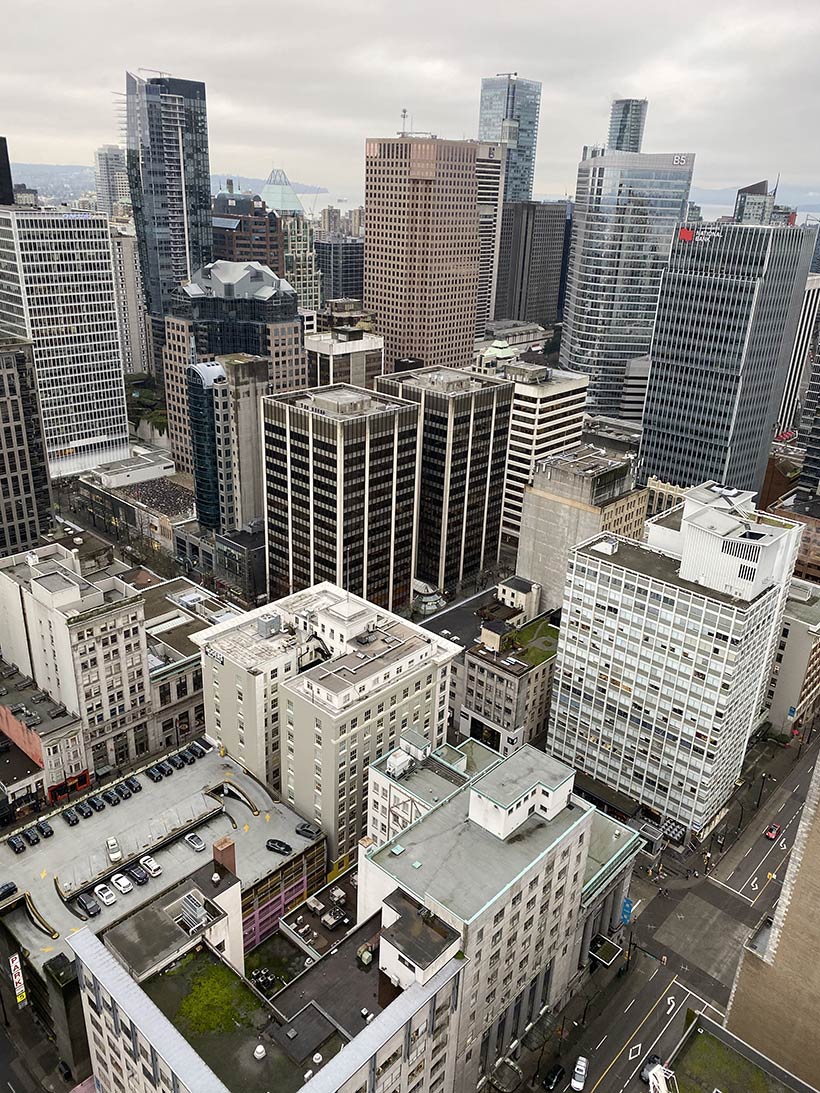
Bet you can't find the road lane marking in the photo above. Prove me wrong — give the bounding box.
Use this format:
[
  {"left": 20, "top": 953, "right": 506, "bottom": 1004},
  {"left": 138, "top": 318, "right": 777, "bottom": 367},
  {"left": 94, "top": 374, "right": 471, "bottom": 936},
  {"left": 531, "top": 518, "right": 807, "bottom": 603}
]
[
  {"left": 624, "top": 999, "right": 635, "bottom": 1012},
  {"left": 707, "top": 876, "right": 754, "bottom": 903},
  {"left": 628, "top": 1044, "right": 642, "bottom": 1060},
  {"left": 740, "top": 830, "right": 797, "bottom": 891},
  {"left": 621, "top": 990, "right": 692, "bottom": 1087},
  {"left": 778, "top": 801, "right": 786, "bottom": 812},
  {"left": 596, "top": 1035, "right": 608, "bottom": 1050},
  {"left": 588, "top": 976, "right": 678, "bottom": 1092},
  {"left": 649, "top": 968, "right": 658, "bottom": 982},
  {"left": 751, "top": 849, "right": 791, "bottom": 905}
]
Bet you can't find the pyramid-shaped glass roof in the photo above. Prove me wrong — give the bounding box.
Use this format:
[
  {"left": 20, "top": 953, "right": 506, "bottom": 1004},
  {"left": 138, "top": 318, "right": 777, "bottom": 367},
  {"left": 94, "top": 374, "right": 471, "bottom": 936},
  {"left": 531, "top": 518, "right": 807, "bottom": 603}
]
[{"left": 260, "top": 167, "right": 305, "bottom": 215}]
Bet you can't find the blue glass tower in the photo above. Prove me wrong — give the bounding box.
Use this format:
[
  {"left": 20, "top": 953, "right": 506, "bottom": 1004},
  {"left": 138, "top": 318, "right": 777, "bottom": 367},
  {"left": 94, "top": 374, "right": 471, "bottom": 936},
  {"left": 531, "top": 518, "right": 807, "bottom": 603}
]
[{"left": 479, "top": 75, "right": 541, "bottom": 203}]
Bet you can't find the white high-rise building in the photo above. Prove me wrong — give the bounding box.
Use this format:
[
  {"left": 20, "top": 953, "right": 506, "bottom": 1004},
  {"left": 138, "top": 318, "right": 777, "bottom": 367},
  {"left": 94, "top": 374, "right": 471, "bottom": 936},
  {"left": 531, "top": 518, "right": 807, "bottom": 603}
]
[
  {"left": 474, "top": 140, "right": 505, "bottom": 339},
  {"left": 110, "top": 221, "right": 149, "bottom": 374},
  {"left": 549, "top": 483, "right": 802, "bottom": 838},
  {"left": 94, "top": 144, "right": 131, "bottom": 216},
  {"left": 0, "top": 206, "right": 130, "bottom": 477},
  {"left": 192, "top": 583, "right": 461, "bottom": 872}
]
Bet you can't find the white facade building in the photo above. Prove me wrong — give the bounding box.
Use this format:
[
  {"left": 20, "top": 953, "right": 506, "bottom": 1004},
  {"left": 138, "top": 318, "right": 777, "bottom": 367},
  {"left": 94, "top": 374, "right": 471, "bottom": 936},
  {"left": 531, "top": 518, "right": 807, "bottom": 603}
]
[
  {"left": 110, "top": 221, "right": 150, "bottom": 374},
  {"left": 766, "top": 578, "right": 820, "bottom": 734},
  {"left": 474, "top": 141, "right": 506, "bottom": 340},
  {"left": 193, "top": 584, "right": 461, "bottom": 871},
  {"left": 549, "top": 483, "right": 802, "bottom": 837},
  {"left": 0, "top": 206, "right": 130, "bottom": 477},
  {"left": 67, "top": 747, "right": 640, "bottom": 1093},
  {"left": 94, "top": 144, "right": 131, "bottom": 217}
]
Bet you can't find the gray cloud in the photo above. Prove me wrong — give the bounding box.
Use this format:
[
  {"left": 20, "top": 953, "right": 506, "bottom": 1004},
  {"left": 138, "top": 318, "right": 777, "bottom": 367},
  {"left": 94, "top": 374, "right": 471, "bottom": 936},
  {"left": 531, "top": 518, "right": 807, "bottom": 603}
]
[{"left": 3, "top": 0, "right": 820, "bottom": 203}]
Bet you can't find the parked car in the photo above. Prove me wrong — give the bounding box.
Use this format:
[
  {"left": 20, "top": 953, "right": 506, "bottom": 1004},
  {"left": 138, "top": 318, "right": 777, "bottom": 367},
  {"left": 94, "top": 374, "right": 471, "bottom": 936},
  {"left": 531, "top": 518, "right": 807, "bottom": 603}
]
[
  {"left": 110, "top": 873, "right": 133, "bottom": 895},
  {"left": 295, "top": 821, "right": 322, "bottom": 840},
  {"left": 22, "top": 827, "right": 40, "bottom": 846},
  {"left": 156, "top": 760, "right": 174, "bottom": 777},
  {"left": 178, "top": 748, "right": 196, "bottom": 765},
  {"left": 126, "top": 863, "right": 149, "bottom": 886},
  {"left": 184, "top": 832, "right": 206, "bottom": 853},
  {"left": 75, "top": 800, "right": 93, "bottom": 819},
  {"left": 93, "top": 883, "right": 116, "bottom": 907},
  {"left": 194, "top": 738, "right": 213, "bottom": 752},
  {"left": 35, "top": 819, "right": 53, "bottom": 838},
  {"left": 106, "top": 837, "right": 123, "bottom": 864},
  {"left": 125, "top": 776, "right": 142, "bottom": 794},
  {"left": 640, "top": 1054, "right": 662, "bottom": 1084},
  {"left": 167, "top": 753, "right": 185, "bottom": 770},
  {"left": 189, "top": 740, "right": 208, "bottom": 757},
  {"left": 139, "top": 855, "right": 162, "bottom": 878},
  {"left": 146, "top": 766, "right": 163, "bottom": 783},
  {"left": 542, "top": 1064, "right": 565, "bottom": 1091},
  {"left": 8, "top": 835, "right": 25, "bottom": 854},
  {"left": 102, "top": 789, "right": 120, "bottom": 806},
  {"left": 76, "top": 892, "right": 101, "bottom": 918},
  {"left": 765, "top": 822, "right": 782, "bottom": 840},
  {"left": 115, "top": 783, "right": 131, "bottom": 801},
  {"left": 88, "top": 795, "right": 106, "bottom": 812},
  {"left": 62, "top": 808, "right": 79, "bottom": 826},
  {"left": 266, "top": 839, "right": 293, "bottom": 855},
  {"left": 570, "top": 1056, "right": 589, "bottom": 1092},
  {"left": 0, "top": 881, "right": 18, "bottom": 901}
]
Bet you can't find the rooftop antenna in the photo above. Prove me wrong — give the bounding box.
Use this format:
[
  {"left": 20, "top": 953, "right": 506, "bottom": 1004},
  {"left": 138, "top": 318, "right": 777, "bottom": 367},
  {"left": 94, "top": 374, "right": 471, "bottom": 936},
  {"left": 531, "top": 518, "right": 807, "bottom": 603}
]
[
  {"left": 401, "top": 109, "right": 408, "bottom": 135},
  {"left": 771, "top": 172, "right": 781, "bottom": 200}
]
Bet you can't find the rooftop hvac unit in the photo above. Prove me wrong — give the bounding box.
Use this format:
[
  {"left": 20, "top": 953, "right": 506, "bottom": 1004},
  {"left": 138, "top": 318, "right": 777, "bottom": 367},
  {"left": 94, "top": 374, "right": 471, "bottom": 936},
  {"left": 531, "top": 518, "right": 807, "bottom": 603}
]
[
  {"left": 257, "top": 613, "right": 281, "bottom": 639},
  {"left": 179, "top": 892, "right": 209, "bottom": 932}
]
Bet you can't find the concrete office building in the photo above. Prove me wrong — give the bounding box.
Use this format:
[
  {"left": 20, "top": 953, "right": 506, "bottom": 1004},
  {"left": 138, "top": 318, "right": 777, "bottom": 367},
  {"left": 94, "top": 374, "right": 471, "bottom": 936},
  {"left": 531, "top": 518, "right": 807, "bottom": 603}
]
[
  {"left": 109, "top": 221, "right": 150, "bottom": 374},
  {"left": 187, "top": 361, "right": 226, "bottom": 531},
  {"left": 494, "top": 200, "right": 568, "bottom": 329},
  {"left": 194, "top": 584, "right": 460, "bottom": 870},
  {"left": 769, "top": 491, "right": 820, "bottom": 583},
  {"left": 61, "top": 747, "right": 638, "bottom": 1093},
  {"left": 560, "top": 148, "right": 693, "bottom": 415},
  {"left": 0, "top": 206, "right": 130, "bottom": 477},
  {"left": 640, "top": 223, "right": 817, "bottom": 495},
  {"left": 549, "top": 483, "right": 802, "bottom": 838},
  {"left": 474, "top": 141, "right": 506, "bottom": 338},
  {"left": 765, "top": 579, "right": 820, "bottom": 735},
  {"left": 498, "top": 361, "right": 588, "bottom": 550},
  {"left": 305, "top": 328, "right": 385, "bottom": 389},
  {"left": 607, "top": 98, "right": 648, "bottom": 153},
  {"left": 315, "top": 234, "right": 364, "bottom": 302},
  {"left": 0, "top": 543, "right": 150, "bottom": 776},
  {"left": 359, "top": 746, "right": 642, "bottom": 1090},
  {"left": 478, "top": 74, "right": 542, "bottom": 202},
  {"left": 0, "top": 337, "right": 52, "bottom": 555},
  {"left": 364, "top": 137, "right": 480, "bottom": 371},
  {"left": 367, "top": 732, "right": 500, "bottom": 847},
  {"left": 94, "top": 144, "right": 130, "bottom": 216},
  {"left": 517, "top": 445, "right": 648, "bottom": 612},
  {"left": 125, "top": 73, "right": 212, "bottom": 325},
  {"left": 162, "top": 261, "right": 302, "bottom": 475},
  {"left": 263, "top": 386, "right": 420, "bottom": 611},
  {"left": 778, "top": 272, "right": 820, "bottom": 432},
  {"left": 212, "top": 186, "right": 283, "bottom": 275},
  {"left": 377, "top": 367, "right": 513, "bottom": 594},
  {"left": 733, "top": 180, "right": 777, "bottom": 225}
]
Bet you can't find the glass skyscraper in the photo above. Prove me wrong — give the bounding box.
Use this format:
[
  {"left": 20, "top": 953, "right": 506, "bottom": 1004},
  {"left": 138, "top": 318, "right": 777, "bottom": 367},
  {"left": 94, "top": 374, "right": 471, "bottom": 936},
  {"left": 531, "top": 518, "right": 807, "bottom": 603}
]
[
  {"left": 560, "top": 148, "right": 694, "bottom": 415},
  {"left": 478, "top": 75, "right": 541, "bottom": 202},
  {"left": 640, "top": 222, "right": 817, "bottom": 495},
  {"left": 607, "top": 98, "right": 648, "bottom": 153},
  {"left": 125, "top": 73, "right": 213, "bottom": 320}
]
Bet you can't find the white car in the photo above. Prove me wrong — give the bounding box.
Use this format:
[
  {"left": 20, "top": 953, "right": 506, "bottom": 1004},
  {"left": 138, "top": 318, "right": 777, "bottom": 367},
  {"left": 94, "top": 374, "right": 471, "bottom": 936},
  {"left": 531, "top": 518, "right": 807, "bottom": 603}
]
[
  {"left": 93, "top": 883, "right": 117, "bottom": 907},
  {"left": 571, "top": 1056, "right": 589, "bottom": 1091},
  {"left": 184, "top": 832, "right": 206, "bottom": 853},
  {"left": 140, "top": 854, "right": 162, "bottom": 878},
  {"left": 106, "top": 837, "right": 122, "bottom": 864},
  {"left": 110, "top": 873, "right": 133, "bottom": 894}
]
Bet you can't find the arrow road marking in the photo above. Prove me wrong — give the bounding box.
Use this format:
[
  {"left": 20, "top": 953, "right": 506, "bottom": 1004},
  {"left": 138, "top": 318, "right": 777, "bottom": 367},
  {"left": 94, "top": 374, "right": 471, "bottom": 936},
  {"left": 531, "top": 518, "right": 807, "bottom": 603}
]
[
  {"left": 750, "top": 877, "right": 759, "bottom": 891},
  {"left": 780, "top": 838, "right": 788, "bottom": 850},
  {"left": 666, "top": 995, "right": 676, "bottom": 1015}
]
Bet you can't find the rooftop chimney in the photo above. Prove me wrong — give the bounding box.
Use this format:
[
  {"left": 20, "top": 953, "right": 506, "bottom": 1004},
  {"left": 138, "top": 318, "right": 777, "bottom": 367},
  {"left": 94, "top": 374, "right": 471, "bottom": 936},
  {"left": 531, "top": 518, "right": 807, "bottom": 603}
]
[
  {"left": 213, "top": 835, "right": 236, "bottom": 875},
  {"left": 226, "top": 178, "right": 234, "bottom": 195}
]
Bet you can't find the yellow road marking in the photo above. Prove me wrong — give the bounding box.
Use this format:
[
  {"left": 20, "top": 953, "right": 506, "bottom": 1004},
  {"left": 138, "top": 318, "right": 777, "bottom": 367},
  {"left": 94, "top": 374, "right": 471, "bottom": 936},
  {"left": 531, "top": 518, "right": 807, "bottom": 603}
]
[
  {"left": 751, "top": 849, "right": 791, "bottom": 905},
  {"left": 40, "top": 868, "right": 47, "bottom": 879},
  {"left": 40, "top": 946, "right": 54, "bottom": 953},
  {"left": 243, "top": 823, "right": 250, "bottom": 833},
  {"left": 265, "top": 813, "right": 270, "bottom": 823},
  {"left": 589, "top": 975, "right": 678, "bottom": 1092}
]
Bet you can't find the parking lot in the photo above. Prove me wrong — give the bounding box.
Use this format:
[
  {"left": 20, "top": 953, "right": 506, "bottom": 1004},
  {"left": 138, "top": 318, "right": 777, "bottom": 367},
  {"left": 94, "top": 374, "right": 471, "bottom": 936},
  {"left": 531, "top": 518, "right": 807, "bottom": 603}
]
[{"left": 0, "top": 746, "right": 321, "bottom": 976}]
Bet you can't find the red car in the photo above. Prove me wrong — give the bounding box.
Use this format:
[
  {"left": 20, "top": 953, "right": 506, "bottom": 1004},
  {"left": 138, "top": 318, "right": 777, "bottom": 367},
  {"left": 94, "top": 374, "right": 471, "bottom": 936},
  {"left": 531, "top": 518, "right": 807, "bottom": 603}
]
[{"left": 765, "top": 823, "right": 782, "bottom": 840}]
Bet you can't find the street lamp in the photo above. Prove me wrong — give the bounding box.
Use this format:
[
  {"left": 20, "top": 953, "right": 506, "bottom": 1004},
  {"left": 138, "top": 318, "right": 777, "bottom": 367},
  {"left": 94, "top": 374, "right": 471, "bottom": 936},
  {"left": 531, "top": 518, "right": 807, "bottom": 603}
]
[{"left": 755, "top": 772, "right": 767, "bottom": 811}]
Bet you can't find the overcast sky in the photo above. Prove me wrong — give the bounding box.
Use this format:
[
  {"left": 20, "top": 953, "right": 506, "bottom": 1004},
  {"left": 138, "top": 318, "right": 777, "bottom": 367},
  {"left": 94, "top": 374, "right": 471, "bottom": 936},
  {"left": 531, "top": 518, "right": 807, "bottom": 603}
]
[{"left": 4, "top": 0, "right": 820, "bottom": 204}]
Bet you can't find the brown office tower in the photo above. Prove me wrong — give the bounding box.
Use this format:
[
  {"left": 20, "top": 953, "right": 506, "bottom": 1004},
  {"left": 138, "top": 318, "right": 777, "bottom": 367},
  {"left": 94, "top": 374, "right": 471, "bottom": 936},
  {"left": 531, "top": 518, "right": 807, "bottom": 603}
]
[
  {"left": 364, "top": 137, "right": 480, "bottom": 372},
  {"left": 212, "top": 186, "right": 284, "bottom": 275}
]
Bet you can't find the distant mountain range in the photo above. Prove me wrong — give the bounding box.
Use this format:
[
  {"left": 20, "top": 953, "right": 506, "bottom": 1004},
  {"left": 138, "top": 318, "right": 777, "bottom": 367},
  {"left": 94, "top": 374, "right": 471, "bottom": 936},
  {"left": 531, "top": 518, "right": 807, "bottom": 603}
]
[{"left": 10, "top": 164, "right": 327, "bottom": 202}]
